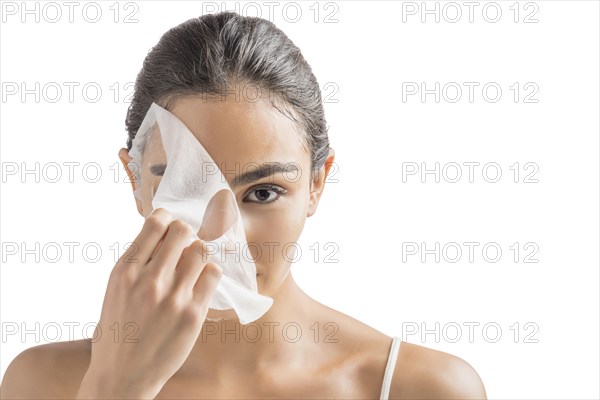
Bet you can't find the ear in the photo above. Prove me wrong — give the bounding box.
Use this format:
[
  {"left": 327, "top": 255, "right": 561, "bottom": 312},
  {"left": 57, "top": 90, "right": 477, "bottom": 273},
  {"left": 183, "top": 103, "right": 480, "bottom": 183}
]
[
  {"left": 118, "top": 148, "right": 144, "bottom": 217},
  {"left": 307, "top": 147, "right": 335, "bottom": 218}
]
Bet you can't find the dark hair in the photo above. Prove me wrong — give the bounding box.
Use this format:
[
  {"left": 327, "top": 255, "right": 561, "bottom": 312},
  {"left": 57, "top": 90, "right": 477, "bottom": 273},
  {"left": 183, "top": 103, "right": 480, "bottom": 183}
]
[{"left": 125, "top": 11, "right": 330, "bottom": 178}]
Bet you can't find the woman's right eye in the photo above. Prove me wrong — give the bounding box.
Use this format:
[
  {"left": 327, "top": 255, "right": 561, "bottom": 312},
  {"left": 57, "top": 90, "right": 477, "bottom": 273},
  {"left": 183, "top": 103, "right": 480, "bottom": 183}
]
[{"left": 150, "top": 164, "right": 167, "bottom": 176}]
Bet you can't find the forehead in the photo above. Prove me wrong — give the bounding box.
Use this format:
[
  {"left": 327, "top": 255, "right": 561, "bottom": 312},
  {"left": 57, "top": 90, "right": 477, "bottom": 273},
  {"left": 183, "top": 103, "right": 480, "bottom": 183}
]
[{"left": 167, "top": 95, "right": 310, "bottom": 176}]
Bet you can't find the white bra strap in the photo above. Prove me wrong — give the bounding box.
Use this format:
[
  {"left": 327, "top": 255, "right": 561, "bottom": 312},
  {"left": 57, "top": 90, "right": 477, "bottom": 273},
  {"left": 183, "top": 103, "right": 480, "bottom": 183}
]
[{"left": 379, "top": 336, "right": 401, "bottom": 400}]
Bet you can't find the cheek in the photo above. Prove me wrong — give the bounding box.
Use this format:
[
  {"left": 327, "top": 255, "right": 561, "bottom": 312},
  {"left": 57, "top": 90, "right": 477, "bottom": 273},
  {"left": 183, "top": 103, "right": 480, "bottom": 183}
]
[
  {"left": 241, "top": 196, "right": 308, "bottom": 268},
  {"left": 139, "top": 173, "right": 162, "bottom": 218},
  {"left": 139, "top": 174, "right": 154, "bottom": 217}
]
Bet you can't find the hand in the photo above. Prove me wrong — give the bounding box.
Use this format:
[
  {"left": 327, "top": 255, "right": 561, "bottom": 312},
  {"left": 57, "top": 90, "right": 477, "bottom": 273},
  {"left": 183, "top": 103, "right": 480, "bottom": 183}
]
[{"left": 77, "top": 208, "right": 223, "bottom": 399}]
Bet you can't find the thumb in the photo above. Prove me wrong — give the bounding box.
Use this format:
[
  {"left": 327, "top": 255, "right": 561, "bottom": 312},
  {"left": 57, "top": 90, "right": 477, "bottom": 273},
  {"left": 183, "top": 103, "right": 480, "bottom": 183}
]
[{"left": 197, "top": 189, "right": 238, "bottom": 241}]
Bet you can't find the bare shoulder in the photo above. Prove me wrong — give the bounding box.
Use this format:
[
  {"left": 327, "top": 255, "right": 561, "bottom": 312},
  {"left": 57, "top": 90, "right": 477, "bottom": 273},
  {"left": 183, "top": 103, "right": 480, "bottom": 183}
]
[
  {"left": 389, "top": 341, "right": 487, "bottom": 399},
  {"left": 1, "top": 339, "right": 91, "bottom": 399},
  {"left": 314, "top": 304, "right": 486, "bottom": 399}
]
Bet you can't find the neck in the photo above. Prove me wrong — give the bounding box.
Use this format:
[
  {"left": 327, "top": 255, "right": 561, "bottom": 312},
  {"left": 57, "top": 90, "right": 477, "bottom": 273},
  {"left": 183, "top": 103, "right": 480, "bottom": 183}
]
[{"left": 179, "top": 271, "right": 323, "bottom": 378}]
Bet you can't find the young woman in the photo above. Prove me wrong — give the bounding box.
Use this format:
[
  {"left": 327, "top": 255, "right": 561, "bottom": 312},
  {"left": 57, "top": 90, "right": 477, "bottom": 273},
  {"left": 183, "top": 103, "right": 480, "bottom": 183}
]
[{"left": 1, "top": 12, "right": 486, "bottom": 399}]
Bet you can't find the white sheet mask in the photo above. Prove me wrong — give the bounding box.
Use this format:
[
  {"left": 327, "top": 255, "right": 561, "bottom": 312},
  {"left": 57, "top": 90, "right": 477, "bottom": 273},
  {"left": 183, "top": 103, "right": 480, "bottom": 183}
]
[{"left": 128, "top": 102, "right": 274, "bottom": 324}]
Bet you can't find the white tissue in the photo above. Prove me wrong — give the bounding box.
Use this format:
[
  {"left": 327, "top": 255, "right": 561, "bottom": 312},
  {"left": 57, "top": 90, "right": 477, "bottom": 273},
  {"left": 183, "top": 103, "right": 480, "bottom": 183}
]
[{"left": 128, "top": 102, "right": 273, "bottom": 324}]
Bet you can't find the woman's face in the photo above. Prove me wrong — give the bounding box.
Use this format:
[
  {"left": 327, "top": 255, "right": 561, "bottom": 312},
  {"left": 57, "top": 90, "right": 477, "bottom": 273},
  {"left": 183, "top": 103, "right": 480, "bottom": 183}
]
[{"left": 125, "top": 95, "right": 332, "bottom": 304}]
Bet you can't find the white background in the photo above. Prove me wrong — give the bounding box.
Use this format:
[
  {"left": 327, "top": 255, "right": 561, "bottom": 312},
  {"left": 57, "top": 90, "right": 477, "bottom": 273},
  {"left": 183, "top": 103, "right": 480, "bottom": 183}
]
[{"left": 1, "top": 1, "right": 599, "bottom": 398}]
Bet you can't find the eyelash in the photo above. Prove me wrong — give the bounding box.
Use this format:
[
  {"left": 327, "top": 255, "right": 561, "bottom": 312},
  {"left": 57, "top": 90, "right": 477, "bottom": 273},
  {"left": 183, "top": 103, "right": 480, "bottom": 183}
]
[{"left": 243, "top": 184, "right": 287, "bottom": 204}]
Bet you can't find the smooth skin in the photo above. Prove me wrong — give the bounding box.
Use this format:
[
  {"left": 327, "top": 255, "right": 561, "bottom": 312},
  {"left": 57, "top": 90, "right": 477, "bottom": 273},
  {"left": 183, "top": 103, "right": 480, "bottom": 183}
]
[{"left": 1, "top": 95, "right": 487, "bottom": 399}]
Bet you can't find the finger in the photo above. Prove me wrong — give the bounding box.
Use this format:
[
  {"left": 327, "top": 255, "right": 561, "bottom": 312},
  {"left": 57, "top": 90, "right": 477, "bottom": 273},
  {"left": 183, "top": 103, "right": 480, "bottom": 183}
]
[
  {"left": 147, "top": 219, "right": 195, "bottom": 275},
  {"left": 192, "top": 262, "right": 223, "bottom": 308},
  {"left": 149, "top": 235, "right": 166, "bottom": 262},
  {"left": 118, "top": 208, "right": 173, "bottom": 268},
  {"left": 173, "top": 240, "right": 211, "bottom": 294},
  {"left": 198, "top": 189, "right": 238, "bottom": 241}
]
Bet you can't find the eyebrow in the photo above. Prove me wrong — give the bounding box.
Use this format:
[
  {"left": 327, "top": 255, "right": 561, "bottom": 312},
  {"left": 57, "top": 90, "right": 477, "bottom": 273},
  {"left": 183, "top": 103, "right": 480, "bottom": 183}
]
[
  {"left": 149, "top": 162, "right": 299, "bottom": 187},
  {"left": 231, "top": 162, "right": 299, "bottom": 187}
]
